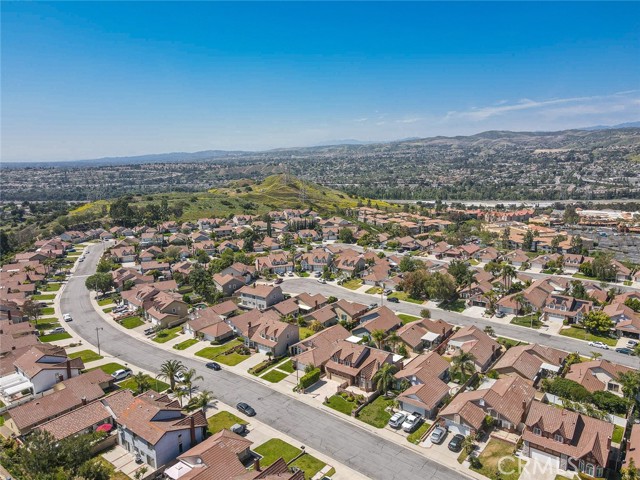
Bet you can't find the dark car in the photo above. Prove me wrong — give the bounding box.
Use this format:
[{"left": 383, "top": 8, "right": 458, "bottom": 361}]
[
  {"left": 615, "top": 347, "right": 635, "bottom": 356},
  {"left": 387, "top": 297, "right": 399, "bottom": 303},
  {"left": 237, "top": 402, "right": 256, "bottom": 416},
  {"left": 144, "top": 327, "right": 156, "bottom": 336},
  {"left": 274, "top": 278, "right": 283, "bottom": 284},
  {"left": 206, "top": 362, "right": 222, "bottom": 371},
  {"left": 448, "top": 433, "right": 465, "bottom": 452},
  {"left": 494, "top": 311, "right": 505, "bottom": 318}
]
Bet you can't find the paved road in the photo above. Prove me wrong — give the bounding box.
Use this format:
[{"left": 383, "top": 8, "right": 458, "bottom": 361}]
[
  {"left": 283, "top": 278, "right": 640, "bottom": 369},
  {"left": 60, "top": 243, "right": 467, "bottom": 480}
]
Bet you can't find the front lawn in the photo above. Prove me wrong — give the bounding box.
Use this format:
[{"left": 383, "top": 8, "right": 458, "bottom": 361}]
[
  {"left": 103, "top": 307, "right": 113, "bottom": 313},
  {"left": 497, "top": 336, "right": 524, "bottom": 349},
  {"left": 207, "top": 411, "right": 247, "bottom": 434},
  {"left": 407, "top": 422, "right": 431, "bottom": 444},
  {"left": 97, "top": 297, "right": 115, "bottom": 306},
  {"left": 36, "top": 319, "right": 59, "bottom": 330},
  {"left": 357, "top": 395, "right": 394, "bottom": 428},
  {"left": 470, "top": 439, "right": 525, "bottom": 480},
  {"left": 559, "top": 327, "right": 617, "bottom": 346},
  {"left": 41, "top": 307, "right": 55, "bottom": 315},
  {"left": 510, "top": 314, "right": 543, "bottom": 329},
  {"left": 68, "top": 349, "right": 103, "bottom": 363},
  {"left": 173, "top": 338, "right": 199, "bottom": 350},
  {"left": 120, "top": 316, "right": 144, "bottom": 329},
  {"left": 195, "top": 339, "right": 243, "bottom": 360},
  {"left": 42, "top": 283, "right": 62, "bottom": 292},
  {"left": 119, "top": 375, "right": 169, "bottom": 393},
  {"left": 88, "top": 362, "right": 126, "bottom": 375},
  {"left": 254, "top": 439, "right": 328, "bottom": 480},
  {"left": 262, "top": 369, "right": 288, "bottom": 383},
  {"left": 572, "top": 273, "right": 596, "bottom": 280},
  {"left": 40, "top": 332, "right": 72, "bottom": 342},
  {"left": 439, "top": 299, "right": 466, "bottom": 312},
  {"left": 278, "top": 359, "right": 295, "bottom": 373},
  {"left": 613, "top": 424, "right": 624, "bottom": 443},
  {"left": 365, "top": 286, "right": 382, "bottom": 294},
  {"left": 152, "top": 326, "right": 183, "bottom": 343},
  {"left": 387, "top": 291, "right": 424, "bottom": 304},
  {"left": 324, "top": 394, "right": 357, "bottom": 415},
  {"left": 398, "top": 313, "right": 420, "bottom": 325},
  {"left": 32, "top": 294, "right": 56, "bottom": 301},
  {"left": 216, "top": 351, "right": 250, "bottom": 366},
  {"left": 342, "top": 279, "right": 363, "bottom": 290}
]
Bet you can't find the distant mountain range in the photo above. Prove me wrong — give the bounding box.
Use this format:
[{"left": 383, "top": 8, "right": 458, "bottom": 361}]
[{"left": 3, "top": 124, "right": 638, "bottom": 168}]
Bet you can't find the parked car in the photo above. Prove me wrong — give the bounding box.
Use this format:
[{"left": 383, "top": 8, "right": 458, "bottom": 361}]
[
  {"left": 387, "top": 297, "right": 399, "bottom": 303},
  {"left": 628, "top": 340, "right": 639, "bottom": 347},
  {"left": 175, "top": 371, "right": 187, "bottom": 383},
  {"left": 230, "top": 423, "right": 247, "bottom": 435},
  {"left": 144, "top": 327, "right": 155, "bottom": 336},
  {"left": 388, "top": 412, "right": 407, "bottom": 429},
  {"left": 368, "top": 303, "right": 378, "bottom": 309},
  {"left": 314, "top": 271, "right": 322, "bottom": 278},
  {"left": 112, "top": 368, "right": 133, "bottom": 381},
  {"left": 206, "top": 362, "right": 221, "bottom": 371},
  {"left": 448, "top": 433, "right": 465, "bottom": 452},
  {"left": 78, "top": 257, "right": 84, "bottom": 262},
  {"left": 237, "top": 402, "right": 256, "bottom": 416},
  {"left": 430, "top": 426, "right": 447, "bottom": 444},
  {"left": 588, "top": 341, "right": 609, "bottom": 350},
  {"left": 494, "top": 311, "right": 505, "bottom": 318},
  {"left": 615, "top": 347, "right": 635, "bottom": 355},
  {"left": 383, "top": 289, "right": 393, "bottom": 295},
  {"left": 274, "top": 278, "right": 283, "bottom": 284},
  {"left": 317, "top": 278, "right": 326, "bottom": 284},
  {"left": 287, "top": 272, "right": 294, "bottom": 277},
  {"left": 62, "top": 313, "right": 72, "bottom": 322},
  {"left": 402, "top": 413, "right": 423, "bottom": 433},
  {"left": 50, "top": 327, "right": 66, "bottom": 334}
]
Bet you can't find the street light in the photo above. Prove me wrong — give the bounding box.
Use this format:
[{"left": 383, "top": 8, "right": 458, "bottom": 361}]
[{"left": 95, "top": 327, "right": 104, "bottom": 356}]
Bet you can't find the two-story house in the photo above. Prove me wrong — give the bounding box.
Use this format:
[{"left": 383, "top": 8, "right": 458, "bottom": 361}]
[
  {"left": 395, "top": 352, "right": 451, "bottom": 419},
  {"left": 237, "top": 285, "right": 284, "bottom": 310}
]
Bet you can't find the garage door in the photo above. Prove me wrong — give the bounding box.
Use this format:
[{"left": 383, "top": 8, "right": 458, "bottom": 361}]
[
  {"left": 529, "top": 448, "right": 560, "bottom": 469},
  {"left": 444, "top": 420, "right": 471, "bottom": 436}
]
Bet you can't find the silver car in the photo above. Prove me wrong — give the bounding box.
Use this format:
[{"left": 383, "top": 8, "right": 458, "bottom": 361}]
[
  {"left": 430, "top": 426, "right": 447, "bottom": 444},
  {"left": 388, "top": 412, "right": 407, "bottom": 429}
]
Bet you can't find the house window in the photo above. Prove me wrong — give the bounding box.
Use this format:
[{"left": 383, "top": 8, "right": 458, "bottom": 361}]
[
  {"left": 554, "top": 434, "right": 563, "bottom": 443},
  {"left": 596, "top": 466, "right": 603, "bottom": 477},
  {"left": 607, "top": 383, "right": 619, "bottom": 392},
  {"left": 533, "top": 427, "right": 542, "bottom": 436}
]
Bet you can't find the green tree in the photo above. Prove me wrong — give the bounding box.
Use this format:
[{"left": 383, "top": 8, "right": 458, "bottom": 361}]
[
  {"left": 189, "top": 263, "right": 215, "bottom": 301},
  {"left": 157, "top": 359, "right": 186, "bottom": 392},
  {"left": 621, "top": 458, "right": 639, "bottom": 480},
  {"left": 399, "top": 255, "right": 417, "bottom": 272},
  {"left": 617, "top": 371, "right": 640, "bottom": 401},
  {"left": 76, "top": 458, "right": 111, "bottom": 480},
  {"left": 180, "top": 368, "right": 204, "bottom": 400},
  {"left": 500, "top": 263, "right": 517, "bottom": 291},
  {"left": 448, "top": 259, "right": 474, "bottom": 287},
  {"left": 450, "top": 351, "right": 476, "bottom": 383},
  {"left": 96, "top": 258, "right": 115, "bottom": 273},
  {"left": 522, "top": 229, "right": 535, "bottom": 251},
  {"left": 591, "top": 252, "right": 617, "bottom": 282},
  {"left": 500, "top": 226, "right": 511, "bottom": 250},
  {"left": 371, "top": 363, "right": 397, "bottom": 394},
  {"left": 85, "top": 272, "right": 115, "bottom": 297},
  {"left": 338, "top": 228, "right": 355, "bottom": 244},
  {"left": 420, "top": 308, "right": 431, "bottom": 318},
  {"left": 582, "top": 310, "right": 613, "bottom": 336},
  {"left": 425, "top": 271, "right": 457, "bottom": 302},
  {"left": 132, "top": 372, "right": 150, "bottom": 394},
  {"left": 22, "top": 298, "right": 42, "bottom": 327},
  {"left": 371, "top": 329, "right": 387, "bottom": 349},
  {"left": 191, "top": 389, "right": 215, "bottom": 415}
]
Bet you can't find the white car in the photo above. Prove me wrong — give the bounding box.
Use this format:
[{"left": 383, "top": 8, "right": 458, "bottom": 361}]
[
  {"left": 588, "top": 341, "right": 609, "bottom": 350},
  {"left": 401, "top": 413, "right": 423, "bottom": 433},
  {"left": 388, "top": 412, "right": 406, "bottom": 429},
  {"left": 111, "top": 368, "right": 133, "bottom": 381},
  {"left": 63, "top": 313, "right": 72, "bottom": 322}
]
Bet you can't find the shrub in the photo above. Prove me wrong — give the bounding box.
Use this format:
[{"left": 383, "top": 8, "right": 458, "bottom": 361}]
[
  {"left": 486, "top": 370, "right": 499, "bottom": 379},
  {"left": 543, "top": 377, "right": 591, "bottom": 403},
  {"left": 299, "top": 368, "right": 321, "bottom": 390},
  {"left": 591, "top": 390, "right": 629, "bottom": 415}
]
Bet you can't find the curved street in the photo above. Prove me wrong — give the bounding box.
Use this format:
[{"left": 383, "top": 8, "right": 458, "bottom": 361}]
[{"left": 60, "top": 243, "right": 469, "bottom": 480}]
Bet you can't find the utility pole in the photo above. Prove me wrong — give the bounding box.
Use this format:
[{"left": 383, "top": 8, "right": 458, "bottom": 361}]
[{"left": 95, "top": 327, "right": 104, "bottom": 356}]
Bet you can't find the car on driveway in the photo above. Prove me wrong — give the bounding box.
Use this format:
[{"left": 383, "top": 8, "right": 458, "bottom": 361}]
[
  {"left": 274, "top": 278, "right": 283, "bottom": 284},
  {"left": 447, "top": 433, "right": 465, "bottom": 452},
  {"left": 494, "top": 311, "right": 505, "bottom": 318},
  {"left": 430, "top": 426, "right": 447, "bottom": 444},
  {"left": 206, "top": 362, "right": 221, "bottom": 371},
  {"left": 615, "top": 347, "right": 635, "bottom": 355},
  {"left": 50, "top": 327, "right": 66, "bottom": 334},
  {"left": 78, "top": 257, "right": 84, "bottom": 262},
  {"left": 402, "top": 413, "right": 423, "bottom": 433},
  {"left": 63, "top": 313, "right": 72, "bottom": 322},
  {"left": 317, "top": 278, "right": 326, "bottom": 284},
  {"left": 237, "top": 402, "right": 256, "bottom": 416},
  {"left": 588, "top": 341, "right": 609, "bottom": 350},
  {"left": 112, "top": 368, "right": 133, "bottom": 381},
  {"left": 368, "top": 303, "right": 378, "bottom": 309},
  {"left": 388, "top": 412, "right": 406, "bottom": 429},
  {"left": 231, "top": 423, "right": 247, "bottom": 435},
  {"left": 628, "top": 340, "right": 639, "bottom": 347},
  {"left": 144, "top": 327, "right": 156, "bottom": 336}
]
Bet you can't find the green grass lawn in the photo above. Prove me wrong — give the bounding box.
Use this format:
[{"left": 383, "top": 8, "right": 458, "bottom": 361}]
[
  {"left": 299, "top": 326, "right": 315, "bottom": 339},
  {"left": 254, "top": 439, "right": 328, "bottom": 480},
  {"left": 0, "top": 415, "right": 4, "bottom": 427},
  {"left": 298, "top": 271, "right": 310, "bottom": 277},
  {"left": 195, "top": 339, "right": 243, "bottom": 359},
  {"left": 572, "top": 273, "right": 597, "bottom": 280},
  {"left": 32, "top": 293, "right": 56, "bottom": 301},
  {"left": 439, "top": 299, "right": 466, "bottom": 312},
  {"left": 68, "top": 349, "right": 104, "bottom": 363},
  {"left": 342, "top": 278, "right": 363, "bottom": 290},
  {"left": 559, "top": 327, "right": 617, "bottom": 346},
  {"left": 357, "top": 396, "right": 394, "bottom": 428},
  {"left": 387, "top": 291, "right": 424, "bottom": 304},
  {"left": 613, "top": 424, "right": 624, "bottom": 443},
  {"left": 398, "top": 313, "right": 420, "bottom": 325},
  {"left": 365, "top": 286, "right": 382, "bottom": 294},
  {"left": 119, "top": 375, "right": 169, "bottom": 393},
  {"left": 152, "top": 326, "right": 183, "bottom": 343},
  {"left": 216, "top": 351, "right": 250, "bottom": 366},
  {"left": 39, "top": 332, "right": 72, "bottom": 342},
  {"left": 278, "top": 359, "right": 295, "bottom": 373},
  {"left": 407, "top": 422, "right": 431, "bottom": 444},
  {"left": 97, "top": 297, "right": 115, "bottom": 306},
  {"left": 324, "top": 395, "right": 357, "bottom": 415},
  {"left": 470, "top": 439, "right": 525, "bottom": 480},
  {"left": 510, "top": 314, "right": 543, "bottom": 329},
  {"left": 173, "top": 338, "right": 199, "bottom": 350},
  {"left": 103, "top": 307, "right": 113, "bottom": 313},
  {"left": 207, "top": 411, "right": 247, "bottom": 434},
  {"left": 41, "top": 307, "right": 55, "bottom": 315},
  {"left": 36, "top": 319, "right": 60, "bottom": 330},
  {"left": 42, "top": 283, "right": 62, "bottom": 292},
  {"left": 262, "top": 369, "right": 288, "bottom": 383},
  {"left": 120, "top": 316, "right": 144, "bottom": 329},
  {"left": 88, "top": 362, "right": 126, "bottom": 375},
  {"left": 497, "top": 336, "right": 523, "bottom": 348}
]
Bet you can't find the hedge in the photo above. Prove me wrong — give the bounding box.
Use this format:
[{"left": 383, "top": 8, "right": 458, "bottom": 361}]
[{"left": 299, "top": 368, "right": 321, "bottom": 390}]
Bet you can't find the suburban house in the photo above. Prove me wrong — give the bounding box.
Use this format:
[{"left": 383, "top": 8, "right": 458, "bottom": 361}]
[
  {"left": 492, "top": 343, "right": 568, "bottom": 384},
  {"left": 289, "top": 324, "right": 351, "bottom": 372},
  {"left": 564, "top": 359, "right": 636, "bottom": 398},
  {"left": 255, "top": 253, "right": 294, "bottom": 275},
  {"left": 332, "top": 299, "right": 369, "bottom": 325},
  {"left": 115, "top": 391, "right": 208, "bottom": 470},
  {"left": 522, "top": 401, "right": 613, "bottom": 477},
  {"left": 220, "top": 262, "right": 256, "bottom": 284},
  {"left": 332, "top": 252, "right": 365, "bottom": 277},
  {"left": 324, "top": 340, "right": 401, "bottom": 392},
  {"left": 295, "top": 292, "right": 328, "bottom": 312},
  {"left": 145, "top": 292, "right": 189, "bottom": 328},
  {"left": 183, "top": 302, "right": 238, "bottom": 342},
  {"left": 299, "top": 249, "right": 333, "bottom": 272},
  {"left": 110, "top": 246, "right": 137, "bottom": 263},
  {"left": 213, "top": 273, "right": 246, "bottom": 296},
  {"left": 604, "top": 302, "right": 640, "bottom": 339},
  {"left": 438, "top": 376, "right": 535, "bottom": 436},
  {"left": 542, "top": 294, "right": 593, "bottom": 324},
  {"left": 248, "top": 315, "right": 299, "bottom": 357},
  {"left": 395, "top": 352, "right": 451, "bottom": 419},
  {"left": 623, "top": 424, "right": 640, "bottom": 474},
  {"left": 237, "top": 285, "right": 284, "bottom": 310},
  {"left": 271, "top": 297, "right": 300, "bottom": 318},
  {"left": 351, "top": 306, "right": 402, "bottom": 338},
  {"left": 446, "top": 325, "right": 502, "bottom": 372},
  {"left": 396, "top": 318, "right": 454, "bottom": 352},
  {"left": 305, "top": 304, "right": 339, "bottom": 327}
]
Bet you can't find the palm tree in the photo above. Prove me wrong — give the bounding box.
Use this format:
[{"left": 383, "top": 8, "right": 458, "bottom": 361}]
[
  {"left": 590, "top": 351, "right": 602, "bottom": 360},
  {"left": 132, "top": 372, "right": 150, "bottom": 394},
  {"left": 450, "top": 351, "right": 477, "bottom": 383},
  {"left": 386, "top": 332, "right": 401, "bottom": 353},
  {"left": 157, "top": 359, "right": 186, "bottom": 392},
  {"left": 180, "top": 368, "right": 204, "bottom": 400},
  {"left": 513, "top": 293, "right": 525, "bottom": 317},
  {"left": 371, "top": 329, "right": 387, "bottom": 349},
  {"left": 483, "top": 326, "right": 495, "bottom": 337},
  {"left": 372, "top": 363, "right": 398, "bottom": 394},
  {"left": 175, "top": 388, "right": 189, "bottom": 408},
  {"left": 420, "top": 308, "right": 431, "bottom": 319},
  {"left": 617, "top": 371, "right": 640, "bottom": 401},
  {"left": 192, "top": 390, "right": 215, "bottom": 415},
  {"left": 462, "top": 435, "right": 475, "bottom": 456},
  {"left": 309, "top": 320, "right": 324, "bottom": 332},
  {"left": 501, "top": 264, "right": 517, "bottom": 291}
]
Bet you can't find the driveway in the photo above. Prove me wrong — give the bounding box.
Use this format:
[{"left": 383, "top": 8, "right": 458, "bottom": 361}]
[{"left": 60, "top": 243, "right": 470, "bottom": 480}]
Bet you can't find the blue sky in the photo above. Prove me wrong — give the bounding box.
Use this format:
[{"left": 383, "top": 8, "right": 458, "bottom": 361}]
[{"left": 2, "top": 2, "right": 639, "bottom": 162}]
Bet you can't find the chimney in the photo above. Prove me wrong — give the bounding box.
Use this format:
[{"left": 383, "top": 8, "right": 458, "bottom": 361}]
[
  {"left": 7, "top": 310, "right": 11, "bottom": 321},
  {"left": 253, "top": 458, "right": 261, "bottom": 472},
  {"left": 66, "top": 359, "right": 72, "bottom": 378},
  {"left": 81, "top": 396, "right": 87, "bottom": 405},
  {"left": 189, "top": 415, "right": 196, "bottom": 445}
]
